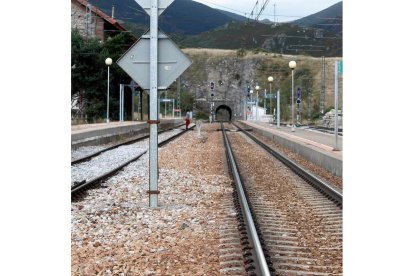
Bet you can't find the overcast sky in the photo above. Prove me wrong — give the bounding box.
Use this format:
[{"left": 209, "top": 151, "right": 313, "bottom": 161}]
[{"left": 192, "top": 0, "right": 342, "bottom": 22}]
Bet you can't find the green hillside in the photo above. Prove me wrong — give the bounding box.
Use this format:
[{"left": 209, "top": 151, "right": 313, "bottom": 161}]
[{"left": 179, "top": 21, "right": 342, "bottom": 57}]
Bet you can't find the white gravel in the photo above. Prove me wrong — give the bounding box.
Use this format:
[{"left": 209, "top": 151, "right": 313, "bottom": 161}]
[
  {"left": 71, "top": 124, "right": 241, "bottom": 275},
  {"left": 71, "top": 129, "right": 183, "bottom": 185}
]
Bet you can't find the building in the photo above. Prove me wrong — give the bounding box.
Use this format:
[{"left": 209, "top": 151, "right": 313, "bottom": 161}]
[{"left": 71, "top": 0, "right": 127, "bottom": 42}]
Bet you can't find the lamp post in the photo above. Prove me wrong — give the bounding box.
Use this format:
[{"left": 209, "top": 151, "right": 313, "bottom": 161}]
[
  {"left": 267, "top": 76, "right": 273, "bottom": 116},
  {"left": 105, "top": 57, "right": 113, "bottom": 123},
  {"left": 289, "top": 60, "right": 296, "bottom": 131},
  {"left": 255, "top": 85, "right": 260, "bottom": 120}
]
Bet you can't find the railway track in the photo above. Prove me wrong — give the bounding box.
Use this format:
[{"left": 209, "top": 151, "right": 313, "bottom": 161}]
[
  {"left": 71, "top": 125, "right": 194, "bottom": 198},
  {"left": 221, "top": 121, "right": 343, "bottom": 275},
  {"left": 71, "top": 121, "right": 342, "bottom": 274},
  {"left": 71, "top": 123, "right": 185, "bottom": 165}
]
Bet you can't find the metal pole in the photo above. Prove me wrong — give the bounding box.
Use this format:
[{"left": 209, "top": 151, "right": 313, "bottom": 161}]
[
  {"left": 140, "top": 91, "right": 143, "bottom": 121},
  {"left": 291, "top": 69, "right": 295, "bottom": 131},
  {"left": 119, "top": 85, "right": 122, "bottom": 122},
  {"left": 321, "top": 56, "right": 325, "bottom": 115},
  {"left": 122, "top": 84, "right": 125, "bottom": 121},
  {"left": 177, "top": 77, "right": 181, "bottom": 117},
  {"left": 277, "top": 90, "right": 280, "bottom": 128},
  {"left": 264, "top": 89, "right": 266, "bottom": 114},
  {"left": 106, "top": 66, "right": 110, "bottom": 123},
  {"left": 164, "top": 90, "right": 167, "bottom": 117},
  {"left": 173, "top": 99, "right": 175, "bottom": 118},
  {"left": 244, "top": 98, "right": 246, "bottom": 120},
  {"left": 149, "top": 0, "right": 159, "bottom": 207},
  {"left": 119, "top": 84, "right": 125, "bottom": 122},
  {"left": 130, "top": 85, "right": 133, "bottom": 121},
  {"left": 256, "top": 90, "right": 258, "bottom": 121},
  {"left": 269, "top": 82, "right": 272, "bottom": 116},
  {"left": 334, "top": 61, "right": 339, "bottom": 150}
]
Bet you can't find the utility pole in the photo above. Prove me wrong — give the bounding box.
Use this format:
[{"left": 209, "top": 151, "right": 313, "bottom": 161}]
[
  {"left": 148, "top": 0, "right": 159, "bottom": 208},
  {"left": 320, "top": 56, "right": 325, "bottom": 115},
  {"left": 177, "top": 76, "right": 181, "bottom": 117}
]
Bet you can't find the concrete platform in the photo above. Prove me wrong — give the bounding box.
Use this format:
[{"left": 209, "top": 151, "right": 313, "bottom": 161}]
[
  {"left": 71, "top": 118, "right": 184, "bottom": 149},
  {"left": 238, "top": 120, "right": 342, "bottom": 177}
]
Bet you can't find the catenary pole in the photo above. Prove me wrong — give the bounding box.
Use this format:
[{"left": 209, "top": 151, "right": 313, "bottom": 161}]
[
  {"left": 149, "top": 0, "right": 159, "bottom": 207},
  {"left": 334, "top": 60, "right": 339, "bottom": 150}
]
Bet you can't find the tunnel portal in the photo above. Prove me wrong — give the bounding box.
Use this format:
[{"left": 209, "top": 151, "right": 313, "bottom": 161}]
[{"left": 215, "top": 105, "right": 232, "bottom": 121}]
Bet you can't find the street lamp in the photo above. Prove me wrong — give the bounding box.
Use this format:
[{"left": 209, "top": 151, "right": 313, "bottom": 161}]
[
  {"left": 267, "top": 76, "right": 273, "bottom": 116},
  {"left": 105, "top": 57, "right": 113, "bottom": 123},
  {"left": 255, "top": 85, "right": 260, "bottom": 120},
  {"left": 289, "top": 60, "right": 296, "bottom": 131}
]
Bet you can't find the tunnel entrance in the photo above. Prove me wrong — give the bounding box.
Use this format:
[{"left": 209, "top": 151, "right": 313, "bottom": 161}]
[{"left": 215, "top": 105, "right": 232, "bottom": 121}]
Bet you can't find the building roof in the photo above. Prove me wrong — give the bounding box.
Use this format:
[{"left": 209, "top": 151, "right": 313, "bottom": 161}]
[{"left": 76, "top": 0, "right": 127, "bottom": 32}]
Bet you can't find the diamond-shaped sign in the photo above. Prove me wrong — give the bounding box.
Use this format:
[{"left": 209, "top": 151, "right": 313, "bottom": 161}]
[
  {"left": 117, "top": 30, "right": 192, "bottom": 90},
  {"left": 134, "top": 0, "right": 174, "bottom": 16}
]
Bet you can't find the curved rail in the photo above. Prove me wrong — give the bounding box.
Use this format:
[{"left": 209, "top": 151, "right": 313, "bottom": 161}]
[
  {"left": 233, "top": 122, "right": 343, "bottom": 206},
  {"left": 221, "top": 122, "right": 271, "bottom": 276},
  {"left": 72, "top": 124, "right": 195, "bottom": 198},
  {"left": 71, "top": 123, "right": 185, "bottom": 165}
]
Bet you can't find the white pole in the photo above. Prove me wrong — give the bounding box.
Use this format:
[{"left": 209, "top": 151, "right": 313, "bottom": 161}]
[
  {"left": 244, "top": 98, "right": 246, "bottom": 120},
  {"left": 256, "top": 90, "right": 258, "bottom": 121},
  {"left": 291, "top": 69, "right": 295, "bottom": 131},
  {"left": 107, "top": 66, "right": 110, "bottom": 123},
  {"left": 277, "top": 90, "right": 280, "bottom": 128},
  {"left": 122, "top": 84, "right": 125, "bottom": 121},
  {"left": 165, "top": 90, "right": 167, "bottom": 117},
  {"left": 173, "top": 99, "right": 175, "bottom": 118},
  {"left": 149, "top": 0, "right": 159, "bottom": 207},
  {"left": 334, "top": 61, "right": 339, "bottom": 150},
  {"left": 119, "top": 85, "right": 122, "bottom": 122},
  {"left": 269, "top": 82, "right": 272, "bottom": 116}
]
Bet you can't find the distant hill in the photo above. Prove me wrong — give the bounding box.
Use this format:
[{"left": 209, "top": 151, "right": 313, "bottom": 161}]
[
  {"left": 84, "top": 0, "right": 342, "bottom": 57},
  {"left": 88, "top": 0, "right": 244, "bottom": 35},
  {"left": 179, "top": 21, "right": 342, "bottom": 57},
  {"left": 293, "top": 1, "right": 342, "bottom": 35},
  {"left": 216, "top": 9, "right": 247, "bottom": 21}
]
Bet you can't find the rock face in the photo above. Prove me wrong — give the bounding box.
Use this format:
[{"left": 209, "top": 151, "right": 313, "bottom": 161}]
[
  {"left": 180, "top": 49, "right": 342, "bottom": 122},
  {"left": 181, "top": 49, "right": 261, "bottom": 119},
  {"left": 321, "top": 109, "right": 342, "bottom": 128}
]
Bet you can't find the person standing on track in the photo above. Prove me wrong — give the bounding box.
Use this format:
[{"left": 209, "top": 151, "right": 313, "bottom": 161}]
[{"left": 185, "top": 111, "right": 191, "bottom": 130}]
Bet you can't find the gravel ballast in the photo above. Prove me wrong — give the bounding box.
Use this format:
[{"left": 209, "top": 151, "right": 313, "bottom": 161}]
[{"left": 71, "top": 124, "right": 241, "bottom": 275}]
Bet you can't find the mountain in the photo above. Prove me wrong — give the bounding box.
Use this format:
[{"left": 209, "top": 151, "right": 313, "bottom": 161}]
[
  {"left": 84, "top": 0, "right": 342, "bottom": 57},
  {"left": 215, "top": 9, "right": 247, "bottom": 21},
  {"left": 179, "top": 21, "right": 342, "bottom": 57},
  {"left": 88, "top": 0, "right": 244, "bottom": 35},
  {"left": 292, "top": 1, "right": 342, "bottom": 35}
]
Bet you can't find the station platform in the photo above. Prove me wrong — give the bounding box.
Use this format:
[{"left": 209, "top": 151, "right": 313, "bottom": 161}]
[
  {"left": 238, "top": 120, "right": 342, "bottom": 177},
  {"left": 71, "top": 118, "right": 183, "bottom": 149}
]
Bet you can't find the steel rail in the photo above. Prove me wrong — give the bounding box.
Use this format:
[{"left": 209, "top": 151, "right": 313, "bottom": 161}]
[
  {"left": 71, "top": 124, "right": 195, "bottom": 197},
  {"left": 233, "top": 122, "right": 343, "bottom": 206},
  {"left": 71, "top": 150, "right": 147, "bottom": 194},
  {"left": 71, "top": 123, "right": 185, "bottom": 165},
  {"left": 221, "top": 122, "right": 271, "bottom": 276}
]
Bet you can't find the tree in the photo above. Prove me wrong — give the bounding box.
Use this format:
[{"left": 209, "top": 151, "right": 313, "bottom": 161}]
[
  {"left": 71, "top": 29, "right": 136, "bottom": 122},
  {"left": 71, "top": 29, "right": 106, "bottom": 121}
]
